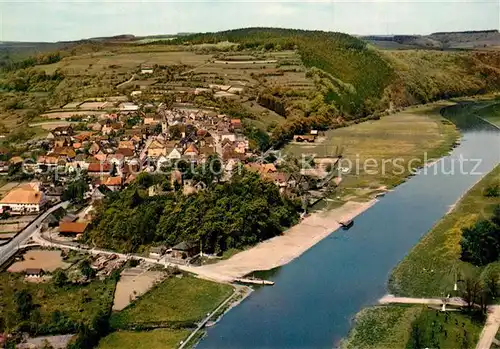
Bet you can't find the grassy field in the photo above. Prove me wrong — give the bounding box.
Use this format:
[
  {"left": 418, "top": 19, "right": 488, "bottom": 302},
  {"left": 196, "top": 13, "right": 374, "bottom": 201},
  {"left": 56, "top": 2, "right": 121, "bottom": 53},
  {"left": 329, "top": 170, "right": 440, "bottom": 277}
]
[
  {"left": 286, "top": 103, "right": 459, "bottom": 200},
  {"left": 110, "top": 275, "right": 233, "bottom": 328},
  {"left": 341, "top": 305, "right": 422, "bottom": 349},
  {"left": 0, "top": 272, "right": 117, "bottom": 331},
  {"left": 98, "top": 329, "right": 190, "bottom": 349},
  {"left": 390, "top": 165, "right": 500, "bottom": 297},
  {"left": 342, "top": 305, "right": 483, "bottom": 349}
]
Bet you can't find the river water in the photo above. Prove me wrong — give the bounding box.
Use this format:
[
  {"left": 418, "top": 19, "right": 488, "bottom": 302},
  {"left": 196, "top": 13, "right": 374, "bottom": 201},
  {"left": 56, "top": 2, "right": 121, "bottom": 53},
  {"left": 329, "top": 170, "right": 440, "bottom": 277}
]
[{"left": 198, "top": 112, "right": 500, "bottom": 349}]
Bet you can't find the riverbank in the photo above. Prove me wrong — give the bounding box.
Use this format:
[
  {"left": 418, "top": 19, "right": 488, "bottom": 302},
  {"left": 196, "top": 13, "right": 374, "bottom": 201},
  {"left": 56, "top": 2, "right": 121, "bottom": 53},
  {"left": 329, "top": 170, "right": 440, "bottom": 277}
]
[
  {"left": 194, "top": 103, "right": 460, "bottom": 282},
  {"left": 343, "top": 162, "right": 500, "bottom": 347},
  {"left": 340, "top": 304, "right": 483, "bottom": 349},
  {"left": 286, "top": 102, "right": 460, "bottom": 203},
  {"left": 194, "top": 200, "right": 377, "bottom": 281},
  {"left": 341, "top": 108, "right": 500, "bottom": 349}
]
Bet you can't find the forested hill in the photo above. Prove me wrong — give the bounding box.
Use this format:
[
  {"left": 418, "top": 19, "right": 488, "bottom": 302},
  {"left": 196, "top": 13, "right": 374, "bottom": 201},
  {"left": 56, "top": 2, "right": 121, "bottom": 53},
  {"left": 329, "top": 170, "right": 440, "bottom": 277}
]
[
  {"left": 172, "top": 28, "right": 394, "bottom": 118},
  {"left": 170, "top": 27, "right": 500, "bottom": 119}
]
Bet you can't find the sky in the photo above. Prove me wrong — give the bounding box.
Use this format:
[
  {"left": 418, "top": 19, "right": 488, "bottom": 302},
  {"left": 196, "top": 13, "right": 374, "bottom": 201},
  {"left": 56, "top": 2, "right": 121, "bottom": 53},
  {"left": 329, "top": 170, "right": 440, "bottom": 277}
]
[{"left": 0, "top": 0, "right": 498, "bottom": 42}]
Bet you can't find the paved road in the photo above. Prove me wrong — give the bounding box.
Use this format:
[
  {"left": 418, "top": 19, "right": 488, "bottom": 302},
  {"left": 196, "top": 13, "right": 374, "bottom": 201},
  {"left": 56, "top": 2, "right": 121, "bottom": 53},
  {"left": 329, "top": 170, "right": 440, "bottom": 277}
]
[
  {"left": 0, "top": 201, "right": 68, "bottom": 267},
  {"left": 476, "top": 305, "right": 500, "bottom": 349}
]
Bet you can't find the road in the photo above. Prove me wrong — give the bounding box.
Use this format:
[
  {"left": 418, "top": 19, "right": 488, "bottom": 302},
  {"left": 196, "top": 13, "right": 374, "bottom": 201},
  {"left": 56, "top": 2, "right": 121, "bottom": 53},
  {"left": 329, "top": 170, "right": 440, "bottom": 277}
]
[
  {"left": 0, "top": 201, "right": 69, "bottom": 267},
  {"left": 116, "top": 74, "right": 135, "bottom": 88},
  {"left": 476, "top": 305, "right": 500, "bottom": 349},
  {"left": 379, "top": 295, "right": 467, "bottom": 307},
  {"left": 31, "top": 226, "right": 231, "bottom": 283},
  {"left": 28, "top": 121, "right": 76, "bottom": 129}
]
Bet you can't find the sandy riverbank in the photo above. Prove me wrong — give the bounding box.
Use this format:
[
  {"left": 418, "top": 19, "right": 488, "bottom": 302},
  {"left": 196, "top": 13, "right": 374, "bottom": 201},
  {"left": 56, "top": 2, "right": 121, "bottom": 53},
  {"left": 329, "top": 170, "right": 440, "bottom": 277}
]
[{"left": 194, "top": 200, "right": 377, "bottom": 282}]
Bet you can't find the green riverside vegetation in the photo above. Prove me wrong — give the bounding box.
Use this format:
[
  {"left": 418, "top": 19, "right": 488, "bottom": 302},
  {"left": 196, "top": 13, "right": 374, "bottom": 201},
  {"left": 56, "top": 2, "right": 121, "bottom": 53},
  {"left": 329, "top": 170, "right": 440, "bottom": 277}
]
[
  {"left": 389, "top": 103, "right": 500, "bottom": 297},
  {"left": 341, "top": 305, "right": 483, "bottom": 349},
  {"left": 390, "top": 164, "right": 500, "bottom": 297}
]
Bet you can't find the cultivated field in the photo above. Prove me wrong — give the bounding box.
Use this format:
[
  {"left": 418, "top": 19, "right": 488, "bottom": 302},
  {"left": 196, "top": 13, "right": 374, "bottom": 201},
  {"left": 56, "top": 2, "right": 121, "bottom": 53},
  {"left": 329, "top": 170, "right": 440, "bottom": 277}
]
[
  {"left": 112, "top": 268, "right": 166, "bottom": 311},
  {"left": 110, "top": 275, "right": 233, "bottom": 327},
  {"left": 40, "top": 51, "right": 212, "bottom": 76}
]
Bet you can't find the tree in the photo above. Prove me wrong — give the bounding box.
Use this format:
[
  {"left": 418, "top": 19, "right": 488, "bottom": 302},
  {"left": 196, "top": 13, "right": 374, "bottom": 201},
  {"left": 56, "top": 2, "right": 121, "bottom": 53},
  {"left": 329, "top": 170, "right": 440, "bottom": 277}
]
[
  {"left": 461, "top": 275, "right": 481, "bottom": 310},
  {"left": 53, "top": 268, "right": 68, "bottom": 287},
  {"left": 484, "top": 184, "right": 500, "bottom": 197},
  {"left": 460, "top": 219, "right": 500, "bottom": 266},
  {"left": 62, "top": 179, "right": 88, "bottom": 203},
  {"left": 86, "top": 170, "right": 299, "bottom": 254},
  {"left": 483, "top": 266, "right": 499, "bottom": 300},
  {"left": 80, "top": 260, "right": 96, "bottom": 280},
  {"left": 15, "top": 289, "right": 34, "bottom": 320},
  {"left": 409, "top": 323, "right": 423, "bottom": 349},
  {"left": 492, "top": 205, "right": 500, "bottom": 228},
  {"left": 169, "top": 125, "right": 182, "bottom": 139}
]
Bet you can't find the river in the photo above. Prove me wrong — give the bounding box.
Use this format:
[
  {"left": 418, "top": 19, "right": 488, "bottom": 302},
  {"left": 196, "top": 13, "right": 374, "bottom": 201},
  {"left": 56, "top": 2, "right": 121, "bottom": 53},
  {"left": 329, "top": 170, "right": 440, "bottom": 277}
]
[{"left": 198, "top": 111, "right": 500, "bottom": 349}]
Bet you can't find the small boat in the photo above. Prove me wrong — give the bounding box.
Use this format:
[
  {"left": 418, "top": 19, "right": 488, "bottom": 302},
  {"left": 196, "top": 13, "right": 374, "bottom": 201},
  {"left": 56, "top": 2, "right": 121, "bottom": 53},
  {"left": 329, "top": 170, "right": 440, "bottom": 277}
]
[{"left": 339, "top": 219, "right": 354, "bottom": 230}]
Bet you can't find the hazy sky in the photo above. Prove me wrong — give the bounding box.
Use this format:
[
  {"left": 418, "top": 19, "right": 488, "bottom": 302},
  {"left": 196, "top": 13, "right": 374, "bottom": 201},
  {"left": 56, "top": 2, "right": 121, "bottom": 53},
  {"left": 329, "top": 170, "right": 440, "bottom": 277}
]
[{"left": 0, "top": 0, "right": 498, "bottom": 42}]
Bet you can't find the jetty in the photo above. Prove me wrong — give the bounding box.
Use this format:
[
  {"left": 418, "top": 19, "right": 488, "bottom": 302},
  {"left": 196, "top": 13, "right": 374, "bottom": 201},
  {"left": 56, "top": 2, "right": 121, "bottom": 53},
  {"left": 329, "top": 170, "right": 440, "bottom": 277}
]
[{"left": 235, "top": 278, "right": 275, "bottom": 286}]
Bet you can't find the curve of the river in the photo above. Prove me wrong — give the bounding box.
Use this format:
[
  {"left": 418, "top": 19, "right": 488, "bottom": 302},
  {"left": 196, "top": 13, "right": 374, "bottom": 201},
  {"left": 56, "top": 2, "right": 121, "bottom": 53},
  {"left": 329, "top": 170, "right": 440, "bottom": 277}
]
[{"left": 198, "top": 111, "right": 500, "bottom": 349}]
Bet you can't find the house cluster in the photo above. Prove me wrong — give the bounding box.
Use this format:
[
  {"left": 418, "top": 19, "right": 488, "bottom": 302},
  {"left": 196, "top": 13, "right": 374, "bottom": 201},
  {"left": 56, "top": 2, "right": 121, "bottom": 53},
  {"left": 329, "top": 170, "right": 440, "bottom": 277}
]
[
  {"left": 245, "top": 162, "right": 309, "bottom": 195},
  {"left": 0, "top": 101, "right": 319, "bottom": 215},
  {"left": 1, "top": 106, "right": 254, "bottom": 210}
]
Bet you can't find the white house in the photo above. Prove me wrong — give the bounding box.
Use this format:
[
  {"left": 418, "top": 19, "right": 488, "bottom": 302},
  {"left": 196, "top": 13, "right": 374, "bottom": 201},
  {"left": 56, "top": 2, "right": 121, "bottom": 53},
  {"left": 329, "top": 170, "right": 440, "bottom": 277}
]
[
  {"left": 220, "top": 133, "right": 236, "bottom": 142},
  {"left": 119, "top": 102, "right": 139, "bottom": 112},
  {"left": 0, "top": 184, "right": 46, "bottom": 213},
  {"left": 156, "top": 155, "right": 169, "bottom": 170},
  {"left": 167, "top": 148, "right": 182, "bottom": 160}
]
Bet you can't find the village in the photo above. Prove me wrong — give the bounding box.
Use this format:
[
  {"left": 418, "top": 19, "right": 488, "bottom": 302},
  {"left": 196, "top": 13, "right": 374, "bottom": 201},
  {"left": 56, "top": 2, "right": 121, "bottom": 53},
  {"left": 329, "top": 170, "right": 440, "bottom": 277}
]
[
  {"left": 0, "top": 83, "right": 340, "bottom": 248},
  {"left": 0, "top": 82, "right": 343, "bottom": 348}
]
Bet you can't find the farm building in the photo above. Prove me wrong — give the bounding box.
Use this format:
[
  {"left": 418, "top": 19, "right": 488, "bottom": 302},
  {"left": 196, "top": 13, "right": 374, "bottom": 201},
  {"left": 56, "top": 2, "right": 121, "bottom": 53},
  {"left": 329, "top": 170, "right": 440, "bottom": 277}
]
[
  {"left": 119, "top": 102, "right": 139, "bottom": 112},
  {"left": 0, "top": 183, "right": 46, "bottom": 213},
  {"left": 25, "top": 268, "right": 44, "bottom": 278},
  {"left": 293, "top": 135, "right": 316, "bottom": 143},
  {"left": 171, "top": 241, "right": 199, "bottom": 259},
  {"left": 141, "top": 65, "right": 154, "bottom": 74},
  {"left": 59, "top": 222, "right": 89, "bottom": 236}
]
